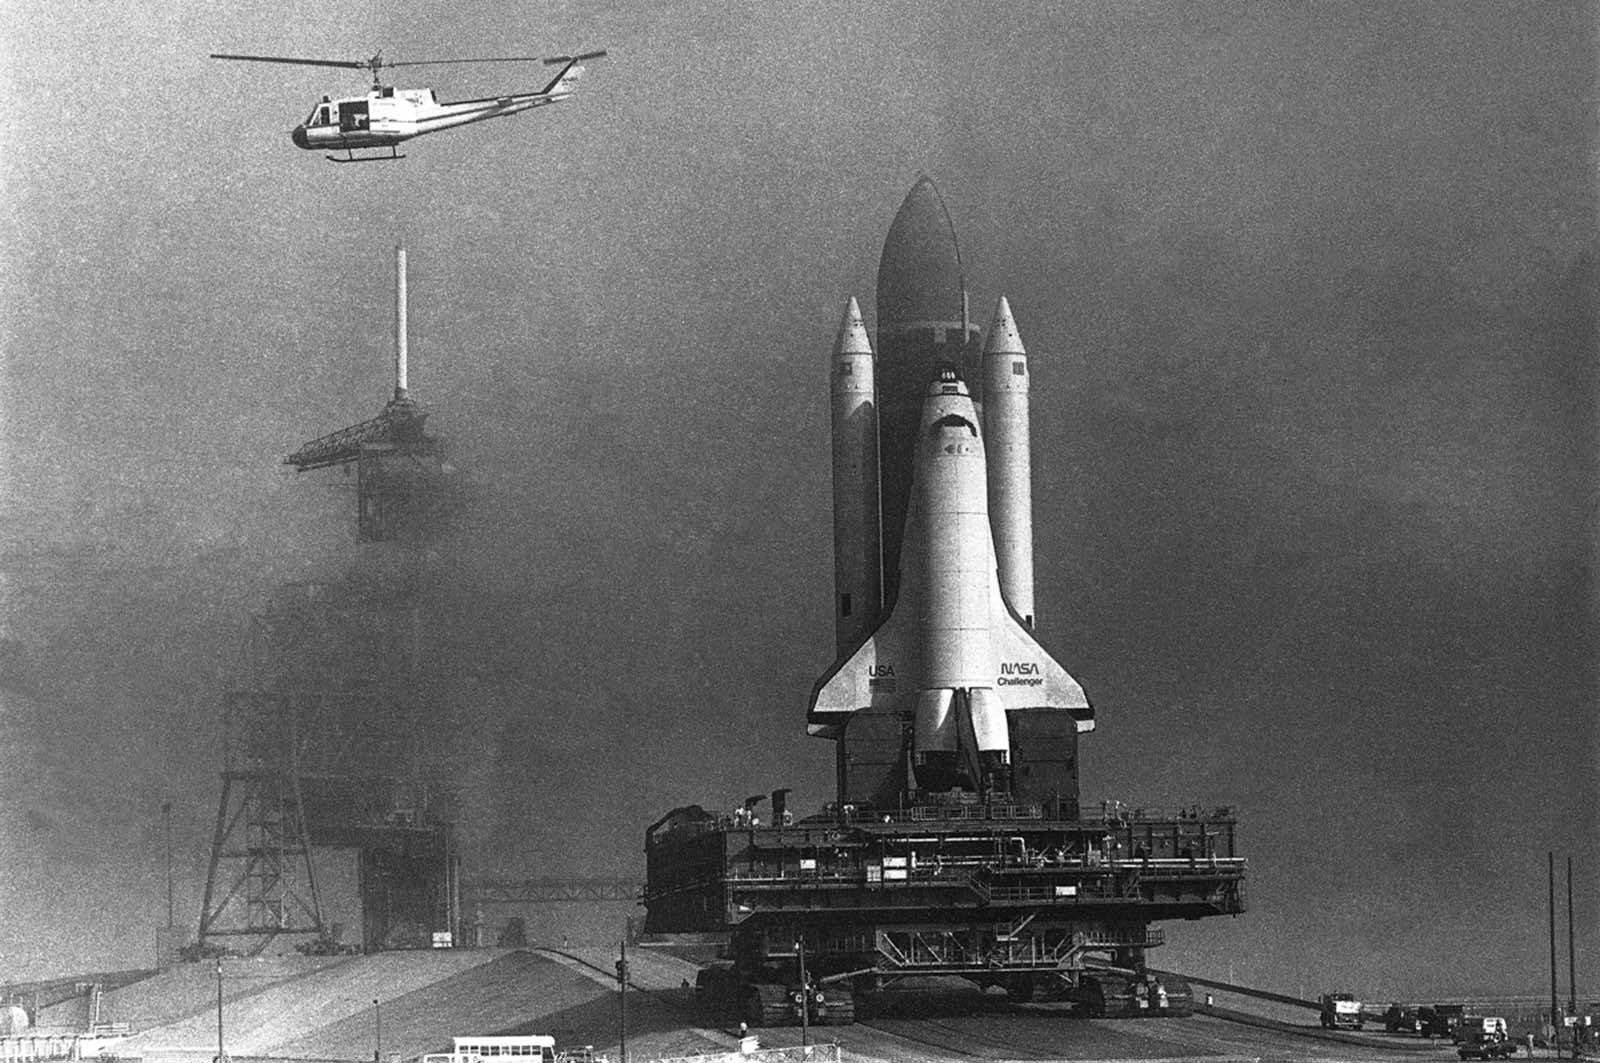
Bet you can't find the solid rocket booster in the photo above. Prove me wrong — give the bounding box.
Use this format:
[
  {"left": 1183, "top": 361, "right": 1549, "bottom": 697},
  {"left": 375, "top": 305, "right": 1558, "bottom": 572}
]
[
  {"left": 809, "top": 370, "right": 1091, "bottom": 793},
  {"left": 829, "top": 297, "right": 882, "bottom": 657},
  {"left": 982, "top": 296, "right": 1035, "bottom": 627}
]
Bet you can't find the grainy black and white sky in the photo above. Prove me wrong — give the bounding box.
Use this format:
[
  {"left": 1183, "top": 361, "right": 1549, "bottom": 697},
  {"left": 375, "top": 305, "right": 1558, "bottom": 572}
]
[{"left": 2, "top": 0, "right": 1596, "bottom": 999}]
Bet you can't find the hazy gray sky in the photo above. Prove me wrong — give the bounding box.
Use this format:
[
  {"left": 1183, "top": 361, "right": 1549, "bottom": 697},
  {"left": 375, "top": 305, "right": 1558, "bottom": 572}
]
[{"left": 2, "top": 0, "right": 1595, "bottom": 998}]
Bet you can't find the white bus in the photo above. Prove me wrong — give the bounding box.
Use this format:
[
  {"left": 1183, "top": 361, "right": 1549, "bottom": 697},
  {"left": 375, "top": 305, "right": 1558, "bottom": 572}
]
[{"left": 422, "top": 1035, "right": 557, "bottom": 1063}]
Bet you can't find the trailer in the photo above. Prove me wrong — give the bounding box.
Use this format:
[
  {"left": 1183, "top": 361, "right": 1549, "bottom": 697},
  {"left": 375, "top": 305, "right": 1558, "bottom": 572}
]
[{"left": 643, "top": 797, "right": 1245, "bottom": 1025}]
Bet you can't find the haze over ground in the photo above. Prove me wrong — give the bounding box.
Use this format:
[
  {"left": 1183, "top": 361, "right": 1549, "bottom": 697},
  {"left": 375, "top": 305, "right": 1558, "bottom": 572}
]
[{"left": 1, "top": 1, "right": 1595, "bottom": 1001}]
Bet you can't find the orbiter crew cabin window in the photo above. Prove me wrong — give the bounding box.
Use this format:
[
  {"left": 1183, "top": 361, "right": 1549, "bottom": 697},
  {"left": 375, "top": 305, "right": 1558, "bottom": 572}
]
[{"left": 929, "top": 413, "right": 977, "bottom": 437}]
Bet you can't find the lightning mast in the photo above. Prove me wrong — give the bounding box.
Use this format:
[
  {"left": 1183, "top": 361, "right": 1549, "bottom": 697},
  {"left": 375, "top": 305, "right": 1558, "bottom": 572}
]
[{"left": 285, "top": 246, "right": 443, "bottom": 540}]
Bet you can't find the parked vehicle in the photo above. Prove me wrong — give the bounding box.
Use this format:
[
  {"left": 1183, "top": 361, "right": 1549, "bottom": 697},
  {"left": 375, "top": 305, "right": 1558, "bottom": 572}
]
[
  {"left": 420, "top": 1034, "right": 608, "bottom": 1063},
  {"left": 1320, "top": 993, "right": 1364, "bottom": 1030},
  {"left": 1420, "top": 1004, "right": 1467, "bottom": 1040},
  {"left": 1458, "top": 1027, "right": 1516, "bottom": 1060},
  {"left": 1385, "top": 1003, "right": 1421, "bottom": 1034}
]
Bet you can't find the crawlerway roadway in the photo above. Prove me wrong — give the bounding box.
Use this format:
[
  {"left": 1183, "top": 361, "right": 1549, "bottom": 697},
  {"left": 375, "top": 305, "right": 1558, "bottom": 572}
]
[
  {"left": 553, "top": 946, "right": 1587, "bottom": 1063},
  {"left": 93, "top": 945, "right": 1572, "bottom": 1063}
]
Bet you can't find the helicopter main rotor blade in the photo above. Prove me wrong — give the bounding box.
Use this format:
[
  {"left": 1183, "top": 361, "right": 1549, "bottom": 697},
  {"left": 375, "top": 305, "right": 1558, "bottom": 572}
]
[
  {"left": 381, "top": 55, "right": 561, "bottom": 69},
  {"left": 544, "top": 49, "right": 608, "bottom": 64},
  {"left": 210, "top": 53, "right": 369, "bottom": 70},
  {"left": 210, "top": 48, "right": 606, "bottom": 75}
]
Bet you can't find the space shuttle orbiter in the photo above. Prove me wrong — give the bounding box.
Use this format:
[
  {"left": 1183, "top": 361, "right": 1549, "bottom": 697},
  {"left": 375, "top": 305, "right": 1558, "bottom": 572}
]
[{"left": 809, "top": 368, "right": 1092, "bottom": 795}]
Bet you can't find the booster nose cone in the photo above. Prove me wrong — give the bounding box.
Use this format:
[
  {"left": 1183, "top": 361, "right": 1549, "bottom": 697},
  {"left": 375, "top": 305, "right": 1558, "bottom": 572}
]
[
  {"left": 834, "top": 296, "right": 872, "bottom": 356},
  {"left": 983, "top": 296, "right": 1025, "bottom": 355},
  {"left": 291, "top": 125, "right": 309, "bottom": 149}
]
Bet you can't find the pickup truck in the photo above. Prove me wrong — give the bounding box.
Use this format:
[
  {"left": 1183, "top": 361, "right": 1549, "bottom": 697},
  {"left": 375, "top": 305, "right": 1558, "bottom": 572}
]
[{"left": 1457, "top": 1030, "right": 1517, "bottom": 1060}]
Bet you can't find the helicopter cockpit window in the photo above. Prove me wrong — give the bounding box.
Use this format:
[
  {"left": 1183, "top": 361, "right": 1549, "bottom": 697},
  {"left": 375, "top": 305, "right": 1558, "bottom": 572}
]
[{"left": 305, "top": 104, "right": 332, "bottom": 127}]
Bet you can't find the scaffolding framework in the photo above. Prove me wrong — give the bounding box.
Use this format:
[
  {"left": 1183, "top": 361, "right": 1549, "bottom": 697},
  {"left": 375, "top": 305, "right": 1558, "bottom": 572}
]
[
  {"left": 286, "top": 399, "right": 445, "bottom": 542},
  {"left": 355, "top": 436, "right": 446, "bottom": 541},
  {"left": 198, "top": 763, "right": 325, "bottom": 947},
  {"left": 198, "top": 583, "right": 459, "bottom": 954}
]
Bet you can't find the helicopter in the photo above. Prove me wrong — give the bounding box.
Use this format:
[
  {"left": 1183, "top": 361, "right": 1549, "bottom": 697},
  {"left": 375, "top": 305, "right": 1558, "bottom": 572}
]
[{"left": 210, "top": 49, "right": 606, "bottom": 162}]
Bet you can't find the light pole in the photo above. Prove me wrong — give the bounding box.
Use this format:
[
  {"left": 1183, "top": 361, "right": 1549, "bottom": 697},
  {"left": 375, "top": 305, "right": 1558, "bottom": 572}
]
[
  {"left": 1567, "top": 857, "right": 1578, "bottom": 1061},
  {"left": 373, "top": 998, "right": 382, "bottom": 1063},
  {"left": 1551, "top": 853, "right": 1560, "bottom": 1052},
  {"left": 796, "top": 936, "right": 809, "bottom": 1048},
  {"left": 615, "top": 939, "right": 628, "bottom": 1063},
  {"left": 163, "top": 801, "right": 174, "bottom": 928},
  {"left": 214, "top": 959, "right": 225, "bottom": 1063}
]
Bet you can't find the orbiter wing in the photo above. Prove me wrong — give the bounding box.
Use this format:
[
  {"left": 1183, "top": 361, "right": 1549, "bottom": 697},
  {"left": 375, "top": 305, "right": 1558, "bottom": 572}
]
[{"left": 806, "top": 581, "right": 1094, "bottom": 737}]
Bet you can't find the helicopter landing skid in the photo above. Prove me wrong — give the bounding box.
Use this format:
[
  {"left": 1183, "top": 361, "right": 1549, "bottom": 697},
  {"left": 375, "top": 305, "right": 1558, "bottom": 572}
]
[{"left": 326, "top": 146, "right": 405, "bottom": 163}]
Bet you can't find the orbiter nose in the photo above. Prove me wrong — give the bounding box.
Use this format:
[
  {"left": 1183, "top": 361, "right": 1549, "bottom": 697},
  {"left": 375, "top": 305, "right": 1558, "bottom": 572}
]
[{"left": 290, "top": 125, "right": 309, "bottom": 149}]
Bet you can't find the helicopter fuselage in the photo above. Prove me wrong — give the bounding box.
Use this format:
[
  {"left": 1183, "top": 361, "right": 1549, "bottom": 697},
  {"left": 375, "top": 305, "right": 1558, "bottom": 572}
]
[{"left": 290, "top": 84, "right": 572, "bottom": 152}]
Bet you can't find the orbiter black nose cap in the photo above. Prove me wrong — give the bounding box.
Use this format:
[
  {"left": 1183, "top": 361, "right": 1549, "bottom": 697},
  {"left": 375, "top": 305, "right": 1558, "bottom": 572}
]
[{"left": 877, "top": 176, "right": 967, "bottom": 333}]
